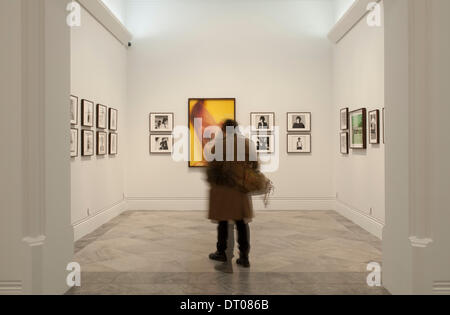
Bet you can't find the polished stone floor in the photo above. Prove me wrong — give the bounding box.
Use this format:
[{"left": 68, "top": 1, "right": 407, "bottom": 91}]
[{"left": 67, "top": 210, "right": 389, "bottom": 295}]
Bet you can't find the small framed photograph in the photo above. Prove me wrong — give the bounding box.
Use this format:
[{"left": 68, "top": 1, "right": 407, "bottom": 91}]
[
  {"left": 81, "top": 99, "right": 94, "bottom": 127},
  {"left": 287, "top": 134, "right": 311, "bottom": 153},
  {"left": 109, "top": 108, "right": 118, "bottom": 131},
  {"left": 251, "top": 134, "right": 275, "bottom": 153},
  {"left": 250, "top": 112, "right": 275, "bottom": 132},
  {"left": 81, "top": 130, "right": 94, "bottom": 156},
  {"left": 340, "top": 108, "right": 349, "bottom": 130},
  {"left": 382, "top": 108, "right": 385, "bottom": 144},
  {"left": 70, "top": 128, "right": 78, "bottom": 157},
  {"left": 97, "top": 131, "right": 107, "bottom": 156},
  {"left": 97, "top": 104, "right": 107, "bottom": 129},
  {"left": 70, "top": 95, "right": 78, "bottom": 125},
  {"left": 340, "top": 132, "right": 349, "bottom": 154},
  {"left": 150, "top": 113, "right": 174, "bottom": 132},
  {"left": 349, "top": 108, "right": 367, "bottom": 149},
  {"left": 150, "top": 135, "right": 173, "bottom": 154},
  {"left": 287, "top": 112, "right": 311, "bottom": 132},
  {"left": 109, "top": 133, "right": 118, "bottom": 155},
  {"left": 369, "top": 109, "right": 380, "bottom": 144}
]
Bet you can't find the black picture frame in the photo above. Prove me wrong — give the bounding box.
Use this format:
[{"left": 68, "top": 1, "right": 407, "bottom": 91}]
[
  {"left": 369, "top": 109, "right": 380, "bottom": 144},
  {"left": 81, "top": 99, "right": 94, "bottom": 128},
  {"left": 250, "top": 112, "right": 275, "bottom": 133},
  {"left": 287, "top": 134, "right": 311, "bottom": 154},
  {"left": 96, "top": 131, "right": 107, "bottom": 156},
  {"left": 81, "top": 129, "right": 95, "bottom": 156},
  {"left": 340, "top": 108, "right": 349, "bottom": 130},
  {"left": 109, "top": 133, "right": 118, "bottom": 155},
  {"left": 70, "top": 95, "right": 78, "bottom": 125},
  {"left": 287, "top": 112, "right": 311, "bottom": 133},
  {"left": 149, "top": 112, "right": 174, "bottom": 133},
  {"left": 340, "top": 132, "right": 349, "bottom": 154},
  {"left": 97, "top": 104, "right": 108, "bottom": 129},
  {"left": 70, "top": 128, "right": 78, "bottom": 158},
  {"left": 150, "top": 134, "right": 174, "bottom": 154},
  {"left": 349, "top": 108, "right": 367, "bottom": 149},
  {"left": 109, "top": 108, "right": 118, "bottom": 131}
]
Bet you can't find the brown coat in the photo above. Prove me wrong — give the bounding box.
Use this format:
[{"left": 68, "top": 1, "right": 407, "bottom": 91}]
[{"left": 206, "top": 134, "right": 257, "bottom": 222}]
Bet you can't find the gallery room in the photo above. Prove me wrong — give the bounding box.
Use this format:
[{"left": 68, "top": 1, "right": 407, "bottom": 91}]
[{"left": 1, "top": 0, "right": 449, "bottom": 298}]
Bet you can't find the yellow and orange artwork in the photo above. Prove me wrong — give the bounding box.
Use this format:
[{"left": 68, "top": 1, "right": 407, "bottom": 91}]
[{"left": 188, "top": 98, "right": 236, "bottom": 167}]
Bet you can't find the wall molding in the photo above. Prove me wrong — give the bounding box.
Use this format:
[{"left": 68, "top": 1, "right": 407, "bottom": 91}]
[
  {"left": 0, "top": 281, "right": 23, "bottom": 295},
  {"left": 335, "top": 199, "right": 384, "bottom": 239},
  {"left": 72, "top": 199, "right": 127, "bottom": 241},
  {"left": 77, "top": 0, "right": 132, "bottom": 47},
  {"left": 328, "top": 0, "right": 382, "bottom": 44}
]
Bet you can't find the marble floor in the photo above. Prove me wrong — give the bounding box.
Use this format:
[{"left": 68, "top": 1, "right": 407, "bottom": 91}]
[{"left": 67, "top": 210, "right": 389, "bottom": 295}]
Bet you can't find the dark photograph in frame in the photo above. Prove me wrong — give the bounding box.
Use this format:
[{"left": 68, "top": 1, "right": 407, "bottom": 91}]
[
  {"left": 70, "top": 95, "right": 78, "bottom": 125},
  {"left": 109, "top": 133, "right": 118, "bottom": 155},
  {"left": 250, "top": 112, "right": 275, "bottom": 132},
  {"left": 150, "top": 113, "right": 174, "bottom": 133},
  {"left": 150, "top": 135, "right": 173, "bottom": 154},
  {"left": 369, "top": 109, "right": 380, "bottom": 144},
  {"left": 340, "top": 132, "right": 349, "bottom": 154},
  {"left": 349, "top": 108, "right": 367, "bottom": 149},
  {"left": 340, "top": 108, "right": 349, "bottom": 130},
  {"left": 109, "top": 108, "right": 118, "bottom": 131},
  {"left": 70, "top": 128, "right": 78, "bottom": 158},
  {"left": 97, "top": 131, "right": 107, "bottom": 156},
  {"left": 97, "top": 104, "right": 108, "bottom": 129},
  {"left": 81, "top": 129, "right": 95, "bottom": 156},
  {"left": 251, "top": 134, "right": 275, "bottom": 153},
  {"left": 287, "top": 112, "right": 311, "bottom": 133},
  {"left": 81, "top": 99, "right": 94, "bottom": 128}
]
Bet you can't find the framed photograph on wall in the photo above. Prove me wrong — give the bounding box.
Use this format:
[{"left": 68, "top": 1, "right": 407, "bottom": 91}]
[
  {"left": 109, "top": 108, "right": 118, "bottom": 131},
  {"left": 70, "top": 95, "right": 78, "bottom": 125},
  {"left": 252, "top": 134, "right": 275, "bottom": 153},
  {"left": 150, "top": 113, "right": 174, "bottom": 132},
  {"left": 81, "top": 129, "right": 94, "bottom": 156},
  {"left": 97, "top": 104, "right": 107, "bottom": 129},
  {"left": 189, "top": 98, "right": 236, "bottom": 167},
  {"left": 369, "top": 110, "right": 380, "bottom": 144},
  {"left": 150, "top": 135, "right": 173, "bottom": 154},
  {"left": 287, "top": 134, "right": 311, "bottom": 154},
  {"left": 97, "top": 131, "right": 107, "bottom": 156},
  {"left": 70, "top": 128, "right": 78, "bottom": 157},
  {"left": 340, "top": 108, "right": 349, "bottom": 130},
  {"left": 109, "top": 133, "right": 118, "bottom": 155},
  {"left": 251, "top": 112, "right": 275, "bottom": 132},
  {"left": 81, "top": 99, "right": 94, "bottom": 127},
  {"left": 340, "top": 132, "right": 349, "bottom": 154},
  {"left": 287, "top": 112, "right": 311, "bottom": 132},
  {"left": 349, "top": 108, "right": 367, "bottom": 149},
  {"left": 382, "top": 108, "right": 385, "bottom": 144}
]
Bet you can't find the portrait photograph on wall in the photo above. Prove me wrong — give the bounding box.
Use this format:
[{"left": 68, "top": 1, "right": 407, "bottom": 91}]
[
  {"left": 287, "top": 134, "right": 311, "bottom": 153},
  {"left": 340, "top": 132, "right": 349, "bottom": 154},
  {"left": 150, "top": 135, "right": 173, "bottom": 154},
  {"left": 349, "top": 108, "right": 367, "bottom": 149},
  {"left": 109, "top": 133, "right": 118, "bottom": 155},
  {"left": 340, "top": 108, "right": 349, "bottom": 130},
  {"left": 81, "top": 99, "right": 94, "bottom": 127},
  {"left": 70, "top": 128, "right": 78, "bottom": 158},
  {"left": 109, "top": 108, "right": 118, "bottom": 131},
  {"left": 188, "top": 98, "right": 236, "bottom": 167},
  {"left": 97, "top": 132, "right": 107, "bottom": 156},
  {"left": 150, "top": 113, "right": 174, "bottom": 132},
  {"left": 369, "top": 109, "right": 380, "bottom": 144},
  {"left": 81, "top": 129, "right": 94, "bottom": 156},
  {"left": 251, "top": 112, "right": 275, "bottom": 132},
  {"left": 287, "top": 112, "right": 311, "bottom": 132},
  {"left": 70, "top": 95, "right": 78, "bottom": 125},
  {"left": 252, "top": 134, "right": 275, "bottom": 153},
  {"left": 97, "top": 104, "right": 107, "bottom": 129}
]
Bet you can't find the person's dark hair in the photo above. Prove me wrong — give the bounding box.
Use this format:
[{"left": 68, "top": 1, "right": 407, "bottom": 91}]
[
  {"left": 222, "top": 119, "right": 238, "bottom": 132},
  {"left": 296, "top": 116, "right": 301, "bottom": 122},
  {"left": 260, "top": 116, "right": 266, "bottom": 122}
]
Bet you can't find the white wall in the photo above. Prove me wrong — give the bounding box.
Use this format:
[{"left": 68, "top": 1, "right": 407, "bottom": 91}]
[
  {"left": 332, "top": 1, "right": 385, "bottom": 238},
  {"left": 71, "top": 6, "right": 128, "bottom": 240},
  {"left": 101, "top": 0, "right": 127, "bottom": 25},
  {"left": 124, "top": 0, "right": 336, "bottom": 211},
  {"left": 333, "top": 0, "right": 356, "bottom": 23}
]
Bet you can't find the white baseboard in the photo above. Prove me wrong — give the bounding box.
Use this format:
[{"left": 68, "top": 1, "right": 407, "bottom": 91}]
[
  {"left": 72, "top": 199, "right": 127, "bottom": 241},
  {"left": 126, "top": 196, "right": 335, "bottom": 212},
  {"left": 335, "top": 199, "right": 384, "bottom": 239}
]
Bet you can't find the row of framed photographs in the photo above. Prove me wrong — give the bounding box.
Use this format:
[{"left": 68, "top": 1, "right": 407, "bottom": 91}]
[
  {"left": 71, "top": 129, "right": 118, "bottom": 157},
  {"left": 340, "top": 107, "right": 384, "bottom": 154},
  {"left": 70, "top": 95, "right": 118, "bottom": 131},
  {"left": 250, "top": 112, "right": 311, "bottom": 133}
]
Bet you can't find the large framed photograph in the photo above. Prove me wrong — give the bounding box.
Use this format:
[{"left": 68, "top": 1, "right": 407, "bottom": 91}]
[
  {"left": 97, "top": 104, "right": 107, "bottom": 129},
  {"left": 150, "top": 135, "right": 173, "bottom": 154},
  {"left": 340, "top": 108, "right": 349, "bottom": 130},
  {"left": 150, "top": 113, "right": 174, "bottom": 132},
  {"left": 287, "top": 134, "right": 311, "bottom": 153},
  {"left": 109, "top": 133, "right": 118, "bottom": 155},
  {"left": 97, "top": 131, "right": 107, "bottom": 156},
  {"left": 70, "top": 95, "right": 78, "bottom": 125},
  {"left": 189, "top": 98, "right": 236, "bottom": 167},
  {"left": 340, "top": 132, "right": 349, "bottom": 154},
  {"left": 109, "top": 108, "right": 118, "bottom": 131},
  {"left": 70, "top": 128, "right": 78, "bottom": 157},
  {"left": 349, "top": 108, "right": 367, "bottom": 149},
  {"left": 287, "top": 112, "right": 311, "bottom": 132},
  {"left": 251, "top": 112, "right": 275, "bottom": 132},
  {"left": 369, "top": 110, "right": 380, "bottom": 144},
  {"left": 81, "top": 129, "right": 94, "bottom": 156},
  {"left": 81, "top": 99, "right": 94, "bottom": 127},
  {"left": 252, "top": 134, "right": 275, "bottom": 153}
]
